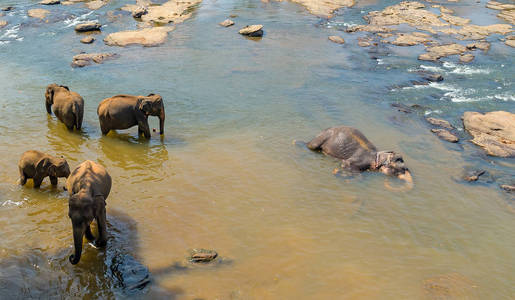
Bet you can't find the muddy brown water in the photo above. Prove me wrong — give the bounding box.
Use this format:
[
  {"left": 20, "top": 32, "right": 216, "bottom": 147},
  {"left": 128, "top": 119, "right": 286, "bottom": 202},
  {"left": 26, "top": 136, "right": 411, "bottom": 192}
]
[{"left": 0, "top": 0, "right": 514, "bottom": 299}]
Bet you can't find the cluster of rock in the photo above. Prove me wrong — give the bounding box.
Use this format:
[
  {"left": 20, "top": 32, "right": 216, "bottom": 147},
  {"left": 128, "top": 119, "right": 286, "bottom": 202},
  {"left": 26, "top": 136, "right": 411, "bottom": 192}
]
[
  {"left": 71, "top": 53, "right": 117, "bottom": 68},
  {"left": 426, "top": 117, "right": 459, "bottom": 143},
  {"left": 345, "top": 1, "right": 513, "bottom": 61}
]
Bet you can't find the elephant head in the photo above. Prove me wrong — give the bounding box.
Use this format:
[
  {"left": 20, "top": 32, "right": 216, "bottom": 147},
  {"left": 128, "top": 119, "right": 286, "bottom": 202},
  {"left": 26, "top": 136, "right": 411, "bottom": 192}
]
[
  {"left": 36, "top": 156, "right": 71, "bottom": 178},
  {"left": 138, "top": 94, "right": 165, "bottom": 135},
  {"left": 45, "top": 84, "right": 69, "bottom": 114},
  {"left": 375, "top": 151, "right": 413, "bottom": 191},
  {"left": 68, "top": 193, "right": 105, "bottom": 265}
]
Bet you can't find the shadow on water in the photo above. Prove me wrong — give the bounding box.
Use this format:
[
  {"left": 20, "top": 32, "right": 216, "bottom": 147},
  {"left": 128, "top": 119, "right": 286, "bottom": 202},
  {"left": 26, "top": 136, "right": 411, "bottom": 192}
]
[
  {"left": 0, "top": 208, "right": 182, "bottom": 299},
  {"left": 45, "top": 115, "right": 89, "bottom": 155}
]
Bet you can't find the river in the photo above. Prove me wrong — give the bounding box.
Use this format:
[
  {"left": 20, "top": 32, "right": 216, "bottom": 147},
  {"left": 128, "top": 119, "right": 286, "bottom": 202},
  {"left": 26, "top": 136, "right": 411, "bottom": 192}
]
[{"left": 0, "top": 0, "right": 514, "bottom": 299}]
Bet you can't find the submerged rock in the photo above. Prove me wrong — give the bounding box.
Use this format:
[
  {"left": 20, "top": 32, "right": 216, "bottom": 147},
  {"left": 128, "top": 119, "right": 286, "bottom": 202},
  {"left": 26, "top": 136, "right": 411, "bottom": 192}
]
[
  {"left": 419, "top": 71, "right": 444, "bottom": 82},
  {"left": 464, "top": 170, "right": 486, "bottom": 182},
  {"left": 75, "top": 22, "right": 101, "bottom": 32},
  {"left": 431, "top": 129, "right": 459, "bottom": 143},
  {"left": 1, "top": 6, "right": 14, "bottom": 12},
  {"left": 423, "top": 273, "right": 478, "bottom": 299},
  {"left": 40, "top": 0, "right": 60, "bottom": 5},
  {"left": 500, "top": 184, "right": 515, "bottom": 193},
  {"left": 426, "top": 117, "right": 453, "bottom": 129},
  {"left": 80, "top": 36, "right": 95, "bottom": 44},
  {"left": 219, "top": 19, "right": 234, "bottom": 27},
  {"left": 28, "top": 8, "right": 50, "bottom": 19},
  {"left": 104, "top": 27, "right": 174, "bottom": 47},
  {"left": 0, "top": 20, "right": 7, "bottom": 28},
  {"left": 463, "top": 111, "right": 515, "bottom": 157},
  {"left": 239, "top": 25, "right": 263, "bottom": 37},
  {"left": 71, "top": 52, "right": 118, "bottom": 68},
  {"left": 189, "top": 249, "right": 218, "bottom": 263},
  {"left": 459, "top": 53, "right": 475, "bottom": 63},
  {"left": 328, "top": 35, "right": 345, "bottom": 44}
]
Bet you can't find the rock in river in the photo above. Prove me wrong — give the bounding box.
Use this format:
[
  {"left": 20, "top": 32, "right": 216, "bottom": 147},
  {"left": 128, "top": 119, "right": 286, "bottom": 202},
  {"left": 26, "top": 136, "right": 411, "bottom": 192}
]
[
  {"left": 219, "top": 19, "right": 234, "bottom": 27},
  {"left": 431, "top": 129, "right": 459, "bottom": 143},
  {"left": 80, "top": 36, "right": 95, "bottom": 44},
  {"left": 463, "top": 111, "right": 515, "bottom": 157},
  {"left": 189, "top": 249, "right": 218, "bottom": 263},
  {"left": 28, "top": 8, "right": 50, "bottom": 19},
  {"left": 426, "top": 117, "right": 454, "bottom": 129},
  {"left": 464, "top": 170, "right": 486, "bottom": 182},
  {"left": 132, "top": 6, "right": 147, "bottom": 18},
  {"left": 75, "top": 22, "right": 101, "bottom": 32},
  {"left": 1, "top": 6, "right": 14, "bottom": 12},
  {"left": 104, "top": 27, "right": 175, "bottom": 47},
  {"left": 328, "top": 35, "right": 345, "bottom": 44},
  {"left": 239, "top": 25, "right": 263, "bottom": 37},
  {"left": 418, "top": 44, "right": 468, "bottom": 61},
  {"left": 40, "top": 0, "right": 60, "bottom": 5},
  {"left": 0, "top": 20, "right": 7, "bottom": 28},
  {"left": 71, "top": 53, "right": 117, "bottom": 68},
  {"left": 459, "top": 53, "right": 475, "bottom": 63}
]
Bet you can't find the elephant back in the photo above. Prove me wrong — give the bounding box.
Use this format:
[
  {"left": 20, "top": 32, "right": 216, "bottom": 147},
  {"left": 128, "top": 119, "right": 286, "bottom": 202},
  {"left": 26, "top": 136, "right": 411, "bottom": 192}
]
[{"left": 323, "top": 126, "right": 377, "bottom": 160}]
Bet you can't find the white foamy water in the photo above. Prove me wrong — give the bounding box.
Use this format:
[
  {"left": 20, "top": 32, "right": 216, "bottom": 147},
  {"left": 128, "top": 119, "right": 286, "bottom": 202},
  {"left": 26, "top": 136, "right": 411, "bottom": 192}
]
[
  {"left": 488, "top": 93, "right": 515, "bottom": 101},
  {"left": 2, "top": 200, "right": 23, "bottom": 207},
  {"left": 443, "top": 61, "right": 491, "bottom": 75},
  {"left": 1, "top": 25, "right": 20, "bottom": 39},
  {"left": 63, "top": 11, "right": 95, "bottom": 28},
  {"left": 419, "top": 65, "right": 445, "bottom": 73}
]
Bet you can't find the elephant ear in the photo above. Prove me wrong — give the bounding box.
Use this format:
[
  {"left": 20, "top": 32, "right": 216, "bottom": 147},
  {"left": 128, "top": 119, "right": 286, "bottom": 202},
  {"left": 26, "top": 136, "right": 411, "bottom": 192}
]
[
  {"left": 60, "top": 85, "right": 69, "bottom": 91},
  {"left": 138, "top": 98, "right": 152, "bottom": 114},
  {"left": 36, "top": 157, "right": 52, "bottom": 176}
]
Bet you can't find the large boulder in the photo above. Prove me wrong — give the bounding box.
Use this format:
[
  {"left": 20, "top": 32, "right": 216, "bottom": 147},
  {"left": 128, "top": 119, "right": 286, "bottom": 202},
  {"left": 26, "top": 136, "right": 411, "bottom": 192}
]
[
  {"left": 463, "top": 111, "right": 515, "bottom": 157},
  {"left": 104, "top": 27, "right": 174, "bottom": 47},
  {"left": 75, "top": 22, "right": 101, "bottom": 32}
]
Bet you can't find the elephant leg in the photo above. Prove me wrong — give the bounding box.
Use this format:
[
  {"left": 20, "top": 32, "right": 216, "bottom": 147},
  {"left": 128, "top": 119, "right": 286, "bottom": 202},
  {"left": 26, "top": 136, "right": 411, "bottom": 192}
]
[
  {"left": 49, "top": 176, "right": 58, "bottom": 186},
  {"left": 33, "top": 175, "right": 44, "bottom": 188},
  {"left": 85, "top": 225, "right": 95, "bottom": 241},
  {"left": 99, "top": 120, "right": 110, "bottom": 135},
  {"left": 94, "top": 207, "right": 107, "bottom": 247},
  {"left": 77, "top": 113, "right": 83, "bottom": 130}
]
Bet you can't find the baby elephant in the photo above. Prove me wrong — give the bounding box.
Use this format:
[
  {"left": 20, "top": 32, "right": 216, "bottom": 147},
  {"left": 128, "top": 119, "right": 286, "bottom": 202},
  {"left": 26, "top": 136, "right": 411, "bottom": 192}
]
[
  {"left": 307, "top": 126, "right": 413, "bottom": 190},
  {"left": 67, "top": 160, "right": 112, "bottom": 265},
  {"left": 45, "top": 84, "right": 84, "bottom": 130},
  {"left": 18, "top": 150, "right": 70, "bottom": 188},
  {"left": 97, "top": 94, "right": 165, "bottom": 139}
]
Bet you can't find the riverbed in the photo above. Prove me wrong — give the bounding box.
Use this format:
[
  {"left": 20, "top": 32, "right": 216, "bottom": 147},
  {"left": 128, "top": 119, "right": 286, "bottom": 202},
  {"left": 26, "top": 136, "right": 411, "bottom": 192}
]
[{"left": 0, "top": 0, "right": 514, "bottom": 298}]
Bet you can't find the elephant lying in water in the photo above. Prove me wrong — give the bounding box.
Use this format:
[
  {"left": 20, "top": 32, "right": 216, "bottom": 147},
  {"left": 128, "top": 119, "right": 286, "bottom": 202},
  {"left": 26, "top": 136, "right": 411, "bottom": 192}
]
[
  {"left": 18, "top": 150, "right": 70, "bottom": 188},
  {"left": 307, "top": 126, "right": 413, "bottom": 191},
  {"left": 67, "top": 160, "right": 112, "bottom": 265},
  {"left": 97, "top": 94, "right": 165, "bottom": 139},
  {"left": 45, "top": 84, "right": 84, "bottom": 131}
]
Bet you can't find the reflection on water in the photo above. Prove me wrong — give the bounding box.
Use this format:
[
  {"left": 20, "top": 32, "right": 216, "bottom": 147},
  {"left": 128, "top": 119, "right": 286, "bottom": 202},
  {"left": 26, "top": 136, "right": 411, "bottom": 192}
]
[{"left": 0, "top": 0, "right": 514, "bottom": 298}]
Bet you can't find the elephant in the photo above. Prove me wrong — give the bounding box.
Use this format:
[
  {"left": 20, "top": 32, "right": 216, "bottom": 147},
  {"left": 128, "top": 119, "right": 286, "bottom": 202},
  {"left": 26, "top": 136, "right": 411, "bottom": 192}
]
[
  {"left": 66, "top": 160, "right": 112, "bottom": 265},
  {"left": 306, "top": 126, "right": 413, "bottom": 190},
  {"left": 45, "top": 84, "right": 84, "bottom": 130},
  {"left": 97, "top": 94, "right": 165, "bottom": 139},
  {"left": 18, "top": 150, "right": 70, "bottom": 188}
]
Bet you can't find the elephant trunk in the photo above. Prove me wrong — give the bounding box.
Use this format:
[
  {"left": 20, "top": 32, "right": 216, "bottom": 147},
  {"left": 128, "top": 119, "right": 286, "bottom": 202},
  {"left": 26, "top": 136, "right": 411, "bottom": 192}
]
[
  {"left": 46, "top": 100, "right": 52, "bottom": 114},
  {"left": 384, "top": 171, "right": 413, "bottom": 192},
  {"left": 159, "top": 108, "right": 165, "bottom": 135},
  {"left": 69, "top": 225, "right": 85, "bottom": 265}
]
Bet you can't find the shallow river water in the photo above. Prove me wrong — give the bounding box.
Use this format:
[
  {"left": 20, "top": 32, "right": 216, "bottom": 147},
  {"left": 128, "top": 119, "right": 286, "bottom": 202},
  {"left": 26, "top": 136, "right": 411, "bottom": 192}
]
[{"left": 0, "top": 0, "right": 514, "bottom": 299}]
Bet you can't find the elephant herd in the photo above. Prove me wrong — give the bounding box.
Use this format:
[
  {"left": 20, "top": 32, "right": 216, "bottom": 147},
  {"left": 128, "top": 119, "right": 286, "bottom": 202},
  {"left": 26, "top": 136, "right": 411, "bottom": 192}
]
[{"left": 18, "top": 84, "right": 413, "bottom": 265}]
